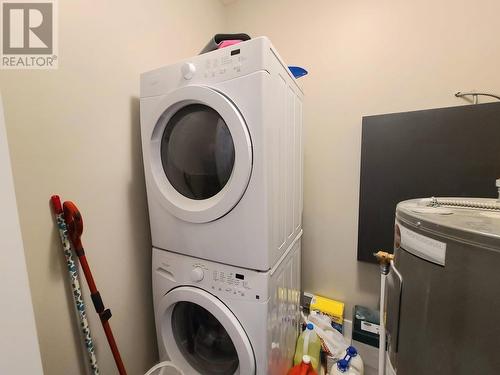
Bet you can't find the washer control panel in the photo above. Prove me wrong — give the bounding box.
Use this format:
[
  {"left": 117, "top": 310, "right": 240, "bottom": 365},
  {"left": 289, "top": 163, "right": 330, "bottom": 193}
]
[
  {"left": 210, "top": 269, "right": 252, "bottom": 298},
  {"left": 192, "top": 260, "right": 257, "bottom": 300},
  {"left": 154, "top": 248, "right": 268, "bottom": 302}
]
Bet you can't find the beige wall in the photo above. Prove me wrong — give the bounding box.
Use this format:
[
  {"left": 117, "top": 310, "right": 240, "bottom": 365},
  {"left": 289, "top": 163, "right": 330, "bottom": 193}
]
[
  {"left": 225, "top": 0, "right": 500, "bottom": 318},
  {"left": 3, "top": 1, "right": 500, "bottom": 374},
  {"left": 0, "top": 1, "right": 225, "bottom": 374}
]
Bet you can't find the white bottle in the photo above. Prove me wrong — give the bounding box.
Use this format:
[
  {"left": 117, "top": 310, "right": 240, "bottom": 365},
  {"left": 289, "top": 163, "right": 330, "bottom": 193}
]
[{"left": 330, "top": 346, "right": 364, "bottom": 375}]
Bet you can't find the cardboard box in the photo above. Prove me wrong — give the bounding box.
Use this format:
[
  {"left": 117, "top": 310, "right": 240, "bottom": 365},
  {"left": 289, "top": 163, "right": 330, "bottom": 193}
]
[{"left": 302, "top": 292, "right": 344, "bottom": 333}]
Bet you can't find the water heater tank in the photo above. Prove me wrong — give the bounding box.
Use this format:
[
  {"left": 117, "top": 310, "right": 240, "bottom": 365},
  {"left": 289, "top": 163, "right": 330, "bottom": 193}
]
[{"left": 386, "top": 197, "right": 500, "bottom": 375}]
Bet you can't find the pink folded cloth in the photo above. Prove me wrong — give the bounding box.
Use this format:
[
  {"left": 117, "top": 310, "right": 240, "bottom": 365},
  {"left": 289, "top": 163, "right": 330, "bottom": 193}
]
[{"left": 217, "top": 40, "right": 242, "bottom": 49}]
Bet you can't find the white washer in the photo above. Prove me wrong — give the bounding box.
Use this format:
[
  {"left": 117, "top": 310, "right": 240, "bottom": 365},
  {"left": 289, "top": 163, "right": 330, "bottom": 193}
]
[
  {"left": 140, "top": 37, "right": 304, "bottom": 271},
  {"left": 152, "top": 232, "right": 301, "bottom": 375}
]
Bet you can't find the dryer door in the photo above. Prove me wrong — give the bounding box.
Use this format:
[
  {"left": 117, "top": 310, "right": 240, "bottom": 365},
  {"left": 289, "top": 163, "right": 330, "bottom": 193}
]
[
  {"left": 149, "top": 85, "right": 252, "bottom": 223},
  {"left": 157, "top": 286, "right": 255, "bottom": 375}
]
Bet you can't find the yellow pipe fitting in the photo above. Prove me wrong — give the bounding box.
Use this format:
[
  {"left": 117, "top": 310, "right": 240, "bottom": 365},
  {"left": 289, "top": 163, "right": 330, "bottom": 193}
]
[{"left": 373, "top": 250, "right": 394, "bottom": 265}]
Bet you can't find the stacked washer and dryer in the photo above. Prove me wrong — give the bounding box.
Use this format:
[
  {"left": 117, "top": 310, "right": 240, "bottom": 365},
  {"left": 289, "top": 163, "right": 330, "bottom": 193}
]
[{"left": 140, "top": 37, "right": 304, "bottom": 374}]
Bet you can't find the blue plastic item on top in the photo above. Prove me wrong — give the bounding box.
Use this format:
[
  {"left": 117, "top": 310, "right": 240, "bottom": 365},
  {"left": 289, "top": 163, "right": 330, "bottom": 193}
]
[
  {"left": 347, "top": 346, "right": 358, "bottom": 357},
  {"left": 289, "top": 66, "right": 308, "bottom": 79},
  {"left": 337, "top": 359, "right": 349, "bottom": 372},
  {"left": 306, "top": 323, "right": 314, "bottom": 330}
]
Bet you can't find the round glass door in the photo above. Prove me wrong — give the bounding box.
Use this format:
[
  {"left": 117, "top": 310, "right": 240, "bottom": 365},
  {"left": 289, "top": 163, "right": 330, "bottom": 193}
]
[
  {"left": 171, "top": 302, "right": 239, "bottom": 374},
  {"left": 149, "top": 86, "right": 252, "bottom": 224},
  {"left": 160, "top": 104, "right": 235, "bottom": 200},
  {"left": 158, "top": 287, "right": 255, "bottom": 375}
]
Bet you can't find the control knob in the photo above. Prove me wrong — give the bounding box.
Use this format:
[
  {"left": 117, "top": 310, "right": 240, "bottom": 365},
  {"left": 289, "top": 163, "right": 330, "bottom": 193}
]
[
  {"left": 190, "top": 267, "right": 204, "bottom": 282},
  {"left": 181, "top": 62, "right": 196, "bottom": 80}
]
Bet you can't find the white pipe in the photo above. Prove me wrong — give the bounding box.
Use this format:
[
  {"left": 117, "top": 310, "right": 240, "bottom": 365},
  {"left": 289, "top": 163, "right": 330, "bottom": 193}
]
[
  {"left": 378, "top": 272, "right": 387, "bottom": 375},
  {"left": 144, "top": 361, "right": 183, "bottom": 375}
]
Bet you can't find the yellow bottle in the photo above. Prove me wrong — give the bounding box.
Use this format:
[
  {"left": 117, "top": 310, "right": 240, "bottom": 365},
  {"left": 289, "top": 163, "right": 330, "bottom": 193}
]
[{"left": 293, "top": 323, "right": 321, "bottom": 370}]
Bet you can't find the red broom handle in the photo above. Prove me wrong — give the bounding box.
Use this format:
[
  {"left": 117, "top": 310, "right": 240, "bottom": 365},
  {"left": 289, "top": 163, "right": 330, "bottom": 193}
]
[
  {"left": 78, "top": 254, "right": 97, "bottom": 293},
  {"left": 102, "top": 320, "right": 127, "bottom": 375},
  {"left": 63, "top": 201, "right": 127, "bottom": 375}
]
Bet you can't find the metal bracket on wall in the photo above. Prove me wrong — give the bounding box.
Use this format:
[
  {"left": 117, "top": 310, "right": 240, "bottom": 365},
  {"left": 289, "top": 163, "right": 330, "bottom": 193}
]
[{"left": 455, "top": 91, "right": 500, "bottom": 104}]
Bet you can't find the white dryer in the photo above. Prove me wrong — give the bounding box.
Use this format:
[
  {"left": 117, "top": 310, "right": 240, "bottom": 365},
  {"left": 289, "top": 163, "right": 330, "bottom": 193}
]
[
  {"left": 152, "top": 234, "right": 301, "bottom": 375},
  {"left": 140, "top": 37, "right": 303, "bottom": 271}
]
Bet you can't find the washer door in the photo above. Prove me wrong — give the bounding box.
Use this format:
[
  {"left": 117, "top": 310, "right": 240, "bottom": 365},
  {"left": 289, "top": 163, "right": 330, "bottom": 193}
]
[
  {"left": 149, "top": 85, "right": 252, "bottom": 223},
  {"left": 157, "top": 287, "right": 255, "bottom": 375}
]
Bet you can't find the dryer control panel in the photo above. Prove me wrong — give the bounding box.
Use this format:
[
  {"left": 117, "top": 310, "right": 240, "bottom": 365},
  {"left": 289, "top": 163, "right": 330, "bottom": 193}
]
[
  {"left": 180, "top": 48, "right": 247, "bottom": 82},
  {"left": 153, "top": 248, "right": 269, "bottom": 302},
  {"left": 201, "top": 50, "right": 246, "bottom": 80},
  {"left": 140, "top": 37, "right": 280, "bottom": 98}
]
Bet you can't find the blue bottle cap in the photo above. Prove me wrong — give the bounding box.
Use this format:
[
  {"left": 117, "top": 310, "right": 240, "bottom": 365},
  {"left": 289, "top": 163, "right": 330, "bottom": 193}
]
[
  {"left": 306, "top": 323, "right": 314, "bottom": 330},
  {"left": 347, "top": 346, "right": 358, "bottom": 357},
  {"left": 337, "top": 359, "right": 349, "bottom": 372}
]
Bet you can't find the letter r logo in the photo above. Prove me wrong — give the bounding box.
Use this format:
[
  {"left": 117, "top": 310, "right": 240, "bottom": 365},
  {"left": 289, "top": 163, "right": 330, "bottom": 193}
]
[{"left": 2, "top": 2, "right": 53, "bottom": 54}]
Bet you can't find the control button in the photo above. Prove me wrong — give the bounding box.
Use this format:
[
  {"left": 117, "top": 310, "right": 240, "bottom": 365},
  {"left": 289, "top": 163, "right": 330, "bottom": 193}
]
[
  {"left": 181, "top": 62, "right": 196, "bottom": 80},
  {"left": 190, "top": 267, "right": 204, "bottom": 282}
]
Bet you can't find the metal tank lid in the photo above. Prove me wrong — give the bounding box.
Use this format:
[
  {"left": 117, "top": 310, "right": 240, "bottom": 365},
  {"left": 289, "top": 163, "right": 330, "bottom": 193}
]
[{"left": 396, "top": 197, "right": 500, "bottom": 249}]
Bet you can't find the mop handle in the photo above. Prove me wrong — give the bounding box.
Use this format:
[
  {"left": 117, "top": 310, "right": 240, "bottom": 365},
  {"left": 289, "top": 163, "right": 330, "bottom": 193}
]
[
  {"left": 50, "top": 195, "right": 99, "bottom": 375},
  {"left": 63, "top": 201, "right": 128, "bottom": 375}
]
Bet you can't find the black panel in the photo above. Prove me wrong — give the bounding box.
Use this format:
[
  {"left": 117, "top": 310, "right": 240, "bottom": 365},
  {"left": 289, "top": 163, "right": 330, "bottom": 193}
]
[{"left": 358, "top": 102, "right": 500, "bottom": 263}]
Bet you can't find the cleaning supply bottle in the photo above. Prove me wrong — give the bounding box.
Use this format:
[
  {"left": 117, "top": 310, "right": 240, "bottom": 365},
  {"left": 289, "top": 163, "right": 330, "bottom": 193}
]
[
  {"left": 293, "top": 323, "right": 321, "bottom": 370},
  {"left": 346, "top": 346, "right": 364, "bottom": 375},
  {"left": 331, "top": 359, "right": 350, "bottom": 374},
  {"left": 288, "top": 355, "right": 317, "bottom": 375},
  {"left": 330, "top": 346, "right": 364, "bottom": 375}
]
